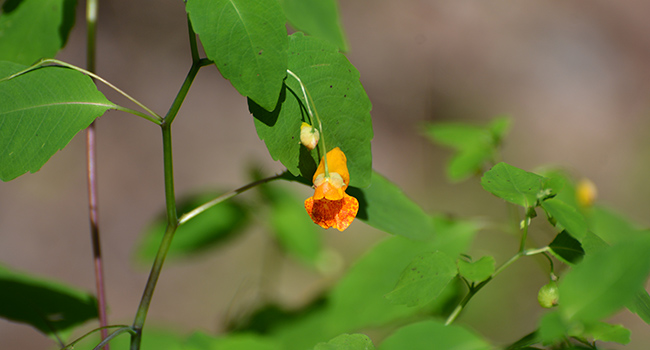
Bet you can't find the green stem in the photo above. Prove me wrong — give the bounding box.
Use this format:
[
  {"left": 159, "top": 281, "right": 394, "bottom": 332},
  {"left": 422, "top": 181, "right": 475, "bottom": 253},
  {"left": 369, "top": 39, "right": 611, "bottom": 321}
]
[
  {"left": 1, "top": 58, "right": 163, "bottom": 124},
  {"left": 444, "top": 246, "right": 550, "bottom": 325},
  {"left": 286, "top": 69, "right": 329, "bottom": 177},
  {"left": 130, "top": 124, "right": 177, "bottom": 350},
  {"left": 178, "top": 173, "right": 284, "bottom": 225},
  {"left": 519, "top": 208, "right": 531, "bottom": 252},
  {"left": 129, "top": 18, "right": 210, "bottom": 349},
  {"left": 61, "top": 325, "right": 133, "bottom": 350}
]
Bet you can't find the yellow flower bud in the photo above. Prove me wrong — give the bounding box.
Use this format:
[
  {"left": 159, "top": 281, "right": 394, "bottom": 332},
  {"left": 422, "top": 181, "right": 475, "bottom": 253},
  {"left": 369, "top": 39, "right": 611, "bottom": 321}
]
[
  {"left": 300, "top": 122, "right": 320, "bottom": 150},
  {"left": 576, "top": 178, "right": 597, "bottom": 208}
]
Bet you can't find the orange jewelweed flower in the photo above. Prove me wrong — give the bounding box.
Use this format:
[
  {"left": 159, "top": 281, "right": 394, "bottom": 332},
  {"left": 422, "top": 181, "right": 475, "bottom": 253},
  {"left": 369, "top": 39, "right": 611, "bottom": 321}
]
[{"left": 304, "top": 147, "right": 359, "bottom": 231}]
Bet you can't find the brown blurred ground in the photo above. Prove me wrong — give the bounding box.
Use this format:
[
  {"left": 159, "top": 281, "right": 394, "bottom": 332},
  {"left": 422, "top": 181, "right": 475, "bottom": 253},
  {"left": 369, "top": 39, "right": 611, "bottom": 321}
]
[{"left": 2, "top": 0, "right": 650, "bottom": 348}]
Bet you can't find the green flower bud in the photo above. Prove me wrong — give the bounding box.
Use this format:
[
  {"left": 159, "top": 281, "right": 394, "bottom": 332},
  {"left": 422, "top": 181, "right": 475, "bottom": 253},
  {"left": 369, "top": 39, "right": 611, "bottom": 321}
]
[{"left": 538, "top": 281, "right": 559, "bottom": 308}]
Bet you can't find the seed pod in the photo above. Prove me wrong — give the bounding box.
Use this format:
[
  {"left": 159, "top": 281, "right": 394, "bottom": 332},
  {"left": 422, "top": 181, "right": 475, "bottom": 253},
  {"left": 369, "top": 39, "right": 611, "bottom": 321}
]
[
  {"left": 538, "top": 281, "right": 560, "bottom": 308},
  {"left": 300, "top": 122, "right": 320, "bottom": 150}
]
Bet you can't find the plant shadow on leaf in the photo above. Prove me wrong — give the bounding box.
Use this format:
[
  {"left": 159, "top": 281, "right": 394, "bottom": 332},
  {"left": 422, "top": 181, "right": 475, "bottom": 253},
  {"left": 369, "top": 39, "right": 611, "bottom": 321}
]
[
  {"left": 2, "top": 0, "right": 23, "bottom": 12},
  {"left": 299, "top": 145, "right": 317, "bottom": 178},
  {"left": 346, "top": 186, "right": 368, "bottom": 220},
  {"left": 59, "top": 0, "right": 77, "bottom": 48},
  {"left": 249, "top": 85, "right": 286, "bottom": 127}
]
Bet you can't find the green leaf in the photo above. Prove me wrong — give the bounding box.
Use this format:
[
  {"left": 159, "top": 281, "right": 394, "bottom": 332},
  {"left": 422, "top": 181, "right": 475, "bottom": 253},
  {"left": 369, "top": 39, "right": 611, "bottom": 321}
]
[
  {"left": 541, "top": 198, "right": 587, "bottom": 241},
  {"left": 0, "top": 0, "right": 77, "bottom": 65},
  {"left": 537, "top": 310, "right": 567, "bottom": 345},
  {"left": 579, "top": 322, "right": 630, "bottom": 345},
  {"left": 261, "top": 182, "right": 321, "bottom": 265},
  {"left": 313, "top": 334, "right": 375, "bottom": 350},
  {"left": 251, "top": 32, "right": 373, "bottom": 187},
  {"left": 0, "top": 62, "right": 114, "bottom": 181},
  {"left": 384, "top": 251, "right": 457, "bottom": 307},
  {"left": 457, "top": 255, "right": 495, "bottom": 283},
  {"left": 481, "top": 162, "right": 549, "bottom": 207},
  {"left": 186, "top": 0, "right": 288, "bottom": 111},
  {"left": 135, "top": 191, "right": 249, "bottom": 262},
  {"left": 559, "top": 235, "right": 650, "bottom": 323},
  {"left": 548, "top": 231, "right": 584, "bottom": 265},
  {"left": 588, "top": 205, "right": 648, "bottom": 244},
  {"left": 326, "top": 218, "right": 476, "bottom": 331},
  {"left": 186, "top": 332, "right": 282, "bottom": 350},
  {"left": 378, "top": 320, "right": 491, "bottom": 350},
  {"left": 347, "top": 171, "right": 433, "bottom": 240},
  {"left": 266, "top": 219, "right": 477, "bottom": 350},
  {"left": 425, "top": 116, "right": 511, "bottom": 182},
  {"left": 0, "top": 264, "right": 97, "bottom": 339},
  {"left": 280, "top": 0, "right": 349, "bottom": 52}
]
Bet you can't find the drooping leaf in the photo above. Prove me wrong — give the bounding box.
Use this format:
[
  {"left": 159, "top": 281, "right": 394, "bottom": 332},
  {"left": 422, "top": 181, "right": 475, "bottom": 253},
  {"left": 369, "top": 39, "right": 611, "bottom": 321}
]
[
  {"left": 186, "top": 0, "right": 288, "bottom": 111},
  {"left": 559, "top": 235, "right": 650, "bottom": 324},
  {"left": 260, "top": 181, "right": 321, "bottom": 265},
  {"left": 280, "top": 0, "right": 349, "bottom": 52},
  {"left": 384, "top": 251, "right": 457, "bottom": 307},
  {"left": 0, "top": 62, "right": 114, "bottom": 181},
  {"left": 425, "top": 116, "right": 511, "bottom": 182},
  {"left": 481, "top": 162, "right": 550, "bottom": 208},
  {"left": 313, "top": 333, "right": 375, "bottom": 350},
  {"left": 135, "top": 190, "right": 249, "bottom": 263},
  {"left": 457, "top": 255, "right": 495, "bottom": 284},
  {"left": 251, "top": 32, "right": 373, "bottom": 187},
  {"left": 378, "top": 320, "right": 491, "bottom": 350},
  {"left": 0, "top": 0, "right": 77, "bottom": 65},
  {"left": 548, "top": 231, "right": 584, "bottom": 265},
  {"left": 186, "top": 332, "right": 282, "bottom": 350},
  {"left": 0, "top": 264, "right": 97, "bottom": 339},
  {"left": 347, "top": 171, "right": 434, "bottom": 240},
  {"left": 541, "top": 198, "right": 587, "bottom": 241}
]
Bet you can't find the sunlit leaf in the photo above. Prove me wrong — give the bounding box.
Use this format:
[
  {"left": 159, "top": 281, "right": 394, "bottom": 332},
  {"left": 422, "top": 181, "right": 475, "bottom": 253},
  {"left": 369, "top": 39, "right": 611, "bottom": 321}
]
[
  {"left": 425, "top": 116, "right": 511, "bottom": 182},
  {"left": 457, "top": 255, "right": 495, "bottom": 284},
  {"left": 347, "top": 171, "right": 433, "bottom": 240},
  {"left": 384, "top": 251, "right": 457, "bottom": 307},
  {"left": 378, "top": 320, "right": 491, "bottom": 350},
  {"left": 0, "top": 264, "right": 97, "bottom": 339},
  {"left": 251, "top": 32, "right": 372, "bottom": 187},
  {"left": 481, "top": 162, "right": 549, "bottom": 208},
  {"left": 186, "top": 0, "right": 288, "bottom": 111},
  {"left": 0, "top": 0, "right": 77, "bottom": 65},
  {"left": 0, "top": 62, "right": 114, "bottom": 181},
  {"left": 266, "top": 218, "right": 477, "bottom": 350},
  {"left": 280, "top": 0, "right": 349, "bottom": 51},
  {"left": 541, "top": 198, "right": 587, "bottom": 241}
]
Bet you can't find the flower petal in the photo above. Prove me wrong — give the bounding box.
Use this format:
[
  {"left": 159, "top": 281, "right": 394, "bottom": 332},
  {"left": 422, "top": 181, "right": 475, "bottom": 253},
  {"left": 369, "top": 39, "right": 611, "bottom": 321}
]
[{"left": 313, "top": 147, "right": 350, "bottom": 187}]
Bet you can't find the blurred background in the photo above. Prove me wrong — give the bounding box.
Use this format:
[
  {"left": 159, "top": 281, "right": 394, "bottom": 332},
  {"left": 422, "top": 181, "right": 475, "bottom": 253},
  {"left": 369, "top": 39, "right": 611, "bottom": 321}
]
[{"left": 1, "top": 0, "right": 650, "bottom": 348}]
